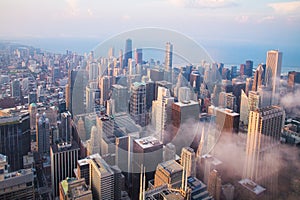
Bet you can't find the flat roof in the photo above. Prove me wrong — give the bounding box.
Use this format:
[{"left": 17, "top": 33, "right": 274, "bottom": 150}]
[
  {"left": 158, "top": 160, "right": 182, "bottom": 174},
  {"left": 239, "top": 178, "right": 266, "bottom": 195},
  {"left": 134, "top": 136, "right": 162, "bottom": 149}
]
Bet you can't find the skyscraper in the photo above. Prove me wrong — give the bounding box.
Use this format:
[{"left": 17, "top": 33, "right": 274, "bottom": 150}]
[
  {"left": 180, "top": 147, "right": 196, "bottom": 178},
  {"left": 36, "top": 112, "right": 50, "bottom": 155},
  {"left": 124, "top": 39, "right": 132, "bottom": 68},
  {"left": 207, "top": 169, "right": 222, "bottom": 200},
  {"left": 252, "top": 64, "right": 265, "bottom": 91},
  {"left": 99, "top": 76, "right": 112, "bottom": 106},
  {"left": 129, "top": 82, "right": 147, "bottom": 127},
  {"left": 152, "top": 86, "right": 174, "bottom": 144},
  {"left": 0, "top": 110, "right": 30, "bottom": 171},
  {"left": 134, "top": 48, "right": 143, "bottom": 65},
  {"left": 164, "top": 42, "right": 173, "bottom": 82},
  {"left": 245, "top": 60, "right": 253, "bottom": 77},
  {"left": 86, "top": 81, "right": 100, "bottom": 113},
  {"left": 11, "top": 79, "right": 21, "bottom": 98},
  {"left": 265, "top": 50, "right": 282, "bottom": 105},
  {"left": 51, "top": 141, "right": 80, "bottom": 197},
  {"left": 59, "top": 111, "right": 72, "bottom": 142},
  {"left": 88, "top": 62, "right": 99, "bottom": 81},
  {"left": 244, "top": 106, "right": 284, "bottom": 188}
]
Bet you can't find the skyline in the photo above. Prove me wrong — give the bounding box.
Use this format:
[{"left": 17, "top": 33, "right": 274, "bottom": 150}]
[{"left": 1, "top": 1, "right": 300, "bottom": 67}]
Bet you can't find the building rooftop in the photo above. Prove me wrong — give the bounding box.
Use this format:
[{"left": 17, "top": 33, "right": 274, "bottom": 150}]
[
  {"left": 135, "top": 136, "right": 162, "bottom": 149},
  {"left": 239, "top": 178, "right": 266, "bottom": 195},
  {"left": 174, "top": 100, "right": 198, "bottom": 107},
  {"left": 0, "top": 168, "right": 34, "bottom": 188},
  {"left": 51, "top": 140, "right": 79, "bottom": 153},
  {"left": 157, "top": 160, "right": 183, "bottom": 175}
]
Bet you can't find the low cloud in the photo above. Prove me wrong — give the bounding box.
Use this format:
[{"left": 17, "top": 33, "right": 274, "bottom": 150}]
[
  {"left": 268, "top": 1, "right": 300, "bottom": 14},
  {"left": 168, "top": 0, "right": 238, "bottom": 9}
]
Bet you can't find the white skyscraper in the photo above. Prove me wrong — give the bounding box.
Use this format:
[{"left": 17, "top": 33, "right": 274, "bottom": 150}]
[
  {"left": 152, "top": 86, "right": 174, "bottom": 144},
  {"left": 265, "top": 50, "right": 282, "bottom": 105}
]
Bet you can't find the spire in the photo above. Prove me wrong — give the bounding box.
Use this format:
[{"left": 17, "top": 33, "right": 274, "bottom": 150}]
[{"left": 196, "top": 126, "right": 205, "bottom": 158}]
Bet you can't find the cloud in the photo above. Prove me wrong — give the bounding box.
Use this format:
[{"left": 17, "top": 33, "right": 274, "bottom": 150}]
[
  {"left": 268, "top": 1, "right": 300, "bottom": 14},
  {"left": 257, "top": 15, "right": 275, "bottom": 23},
  {"left": 65, "top": 0, "right": 80, "bottom": 16},
  {"left": 121, "top": 15, "right": 131, "bottom": 21},
  {"left": 168, "top": 0, "right": 238, "bottom": 9},
  {"left": 235, "top": 15, "right": 249, "bottom": 23}
]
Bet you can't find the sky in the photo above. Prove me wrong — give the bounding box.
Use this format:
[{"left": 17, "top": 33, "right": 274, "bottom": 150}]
[{"left": 0, "top": 0, "right": 300, "bottom": 66}]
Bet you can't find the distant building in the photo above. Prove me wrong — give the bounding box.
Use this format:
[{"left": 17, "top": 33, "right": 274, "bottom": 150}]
[
  {"left": 11, "top": 79, "right": 21, "bottom": 98},
  {"left": 164, "top": 42, "right": 173, "bottom": 82},
  {"left": 265, "top": 50, "right": 282, "bottom": 105},
  {"left": 134, "top": 48, "right": 143, "bottom": 65},
  {"left": 252, "top": 64, "right": 265, "bottom": 91},
  {"left": 124, "top": 39, "right": 132, "bottom": 68}
]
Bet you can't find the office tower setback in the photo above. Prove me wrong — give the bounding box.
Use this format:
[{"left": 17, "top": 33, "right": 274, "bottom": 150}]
[
  {"left": 36, "top": 112, "right": 50, "bottom": 155},
  {"left": 87, "top": 126, "right": 101, "bottom": 156},
  {"left": 51, "top": 141, "right": 80, "bottom": 198},
  {"left": 129, "top": 82, "right": 147, "bottom": 127},
  {"left": 124, "top": 39, "right": 132, "bottom": 68},
  {"left": 265, "top": 50, "right": 282, "bottom": 105}
]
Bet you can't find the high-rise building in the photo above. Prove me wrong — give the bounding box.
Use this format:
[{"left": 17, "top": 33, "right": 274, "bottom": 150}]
[
  {"left": 59, "top": 177, "right": 92, "bottom": 200},
  {"left": 207, "top": 169, "right": 222, "bottom": 200},
  {"left": 99, "top": 75, "right": 112, "bottom": 106},
  {"left": 36, "top": 112, "right": 50, "bottom": 155},
  {"left": 87, "top": 126, "right": 101, "bottom": 156},
  {"left": 180, "top": 147, "right": 196, "bottom": 178},
  {"left": 124, "top": 39, "right": 132, "bottom": 68},
  {"left": 111, "top": 84, "right": 128, "bottom": 113},
  {"left": 88, "top": 62, "right": 99, "bottom": 81},
  {"left": 240, "top": 90, "right": 261, "bottom": 126},
  {"left": 165, "top": 42, "right": 173, "bottom": 72},
  {"left": 11, "top": 79, "right": 21, "bottom": 98},
  {"left": 265, "top": 50, "right": 282, "bottom": 105},
  {"left": 257, "top": 86, "right": 272, "bottom": 108},
  {"left": 89, "top": 154, "right": 119, "bottom": 200},
  {"left": 129, "top": 82, "right": 147, "bottom": 127},
  {"left": 59, "top": 111, "right": 72, "bottom": 142},
  {"left": 0, "top": 110, "right": 30, "bottom": 171},
  {"left": 245, "top": 60, "right": 253, "bottom": 77},
  {"left": 214, "top": 107, "right": 239, "bottom": 134},
  {"left": 154, "top": 159, "right": 183, "bottom": 188},
  {"left": 252, "top": 64, "right": 265, "bottom": 91},
  {"left": 51, "top": 141, "right": 80, "bottom": 198},
  {"left": 152, "top": 87, "right": 174, "bottom": 144},
  {"left": 134, "top": 48, "right": 143, "bottom": 65},
  {"left": 164, "top": 42, "right": 173, "bottom": 82},
  {"left": 131, "top": 136, "right": 163, "bottom": 199},
  {"left": 76, "top": 117, "right": 86, "bottom": 141},
  {"left": 287, "top": 71, "right": 300, "bottom": 88},
  {"left": 86, "top": 81, "right": 100, "bottom": 113},
  {"left": 28, "top": 103, "right": 37, "bottom": 130},
  {"left": 244, "top": 106, "right": 284, "bottom": 188}
]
